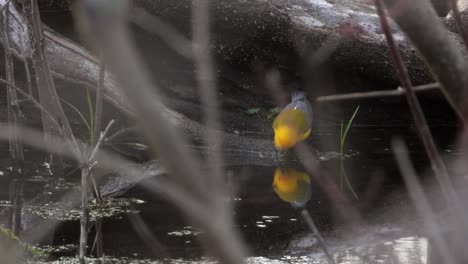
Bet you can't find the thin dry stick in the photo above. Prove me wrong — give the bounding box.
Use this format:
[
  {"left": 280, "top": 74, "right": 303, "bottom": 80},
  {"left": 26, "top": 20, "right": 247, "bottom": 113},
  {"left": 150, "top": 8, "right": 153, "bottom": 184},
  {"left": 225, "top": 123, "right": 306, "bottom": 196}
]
[
  {"left": 375, "top": 0, "right": 456, "bottom": 211},
  {"left": 80, "top": 165, "right": 89, "bottom": 262},
  {"left": 0, "top": 123, "right": 218, "bottom": 243},
  {"left": 91, "top": 55, "right": 105, "bottom": 258},
  {"left": 0, "top": 77, "right": 63, "bottom": 134},
  {"left": 0, "top": 126, "right": 209, "bottom": 248},
  {"left": 192, "top": 0, "right": 224, "bottom": 210},
  {"left": 90, "top": 219, "right": 104, "bottom": 259},
  {"left": 23, "top": 0, "right": 80, "bottom": 155},
  {"left": 10, "top": 178, "right": 24, "bottom": 235},
  {"left": 79, "top": 119, "right": 115, "bottom": 262},
  {"left": 105, "top": 126, "right": 137, "bottom": 142},
  {"left": 392, "top": 139, "right": 455, "bottom": 264},
  {"left": 127, "top": 214, "right": 168, "bottom": 258},
  {"left": 382, "top": 0, "right": 468, "bottom": 122},
  {"left": 21, "top": 57, "right": 33, "bottom": 95},
  {"left": 2, "top": 1, "right": 23, "bottom": 163},
  {"left": 77, "top": 1, "right": 206, "bottom": 202},
  {"left": 88, "top": 56, "right": 105, "bottom": 202},
  {"left": 3, "top": 4, "right": 22, "bottom": 232},
  {"left": 88, "top": 120, "right": 115, "bottom": 216},
  {"left": 377, "top": 0, "right": 468, "bottom": 253},
  {"left": 301, "top": 209, "right": 336, "bottom": 264},
  {"left": 89, "top": 120, "right": 115, "bottom": 163},
  {"left": 3, "top": 7, "right": 25, "bottom": 238},
  {"left": 295, "top": 144, "right": 363, "bottom": 226},
  {"left": 315, "top": 83, "right": 439, "bottom": 102},
  {"left": 25, "top": 1, "right": 85, "bottom": 258},
  {"left": 77, "top": 1, "right": 248, "bottom": 262},
  {"left": 131, "top": 7, "right": 192, "bottom": 59},
  {"left": 93, "top": 57, "right": 105, "bottom": 143}
]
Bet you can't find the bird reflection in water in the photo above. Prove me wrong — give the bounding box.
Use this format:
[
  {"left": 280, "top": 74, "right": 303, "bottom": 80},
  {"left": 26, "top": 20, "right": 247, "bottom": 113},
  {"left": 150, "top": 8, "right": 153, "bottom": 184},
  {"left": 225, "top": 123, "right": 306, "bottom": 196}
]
[{"left": 272, "top": 168, "right": 312, "bottom": 208}]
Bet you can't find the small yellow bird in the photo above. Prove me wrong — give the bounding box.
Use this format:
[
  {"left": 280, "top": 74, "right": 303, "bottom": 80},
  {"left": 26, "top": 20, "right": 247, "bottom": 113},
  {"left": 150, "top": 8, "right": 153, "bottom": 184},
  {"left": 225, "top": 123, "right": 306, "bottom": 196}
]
[
  {"left": 272, "top": 168, "right": 312, "bottom": 207},
  {"left": 273, "top": 91, "right": 313, "bottom": 150}
]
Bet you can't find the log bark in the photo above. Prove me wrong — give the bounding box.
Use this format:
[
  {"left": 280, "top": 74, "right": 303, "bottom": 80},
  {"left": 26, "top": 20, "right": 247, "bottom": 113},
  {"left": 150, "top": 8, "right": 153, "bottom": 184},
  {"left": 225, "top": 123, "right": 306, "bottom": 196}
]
[
  {"left": 4, "top": 0, "right": 463, "bottom": 118},
  {"left": 132, "top": 0, "right": 440, "bottom": 96},
  {"left": 0, "top": 0, "right": 465, "bottom": 195}
]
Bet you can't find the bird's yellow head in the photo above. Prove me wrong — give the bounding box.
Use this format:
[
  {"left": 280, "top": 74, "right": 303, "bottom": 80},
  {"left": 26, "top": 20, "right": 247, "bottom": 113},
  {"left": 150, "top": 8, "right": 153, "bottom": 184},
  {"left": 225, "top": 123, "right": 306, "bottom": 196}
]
[{"left": 274, "top": 126, "right": 299, "bottom": 150}]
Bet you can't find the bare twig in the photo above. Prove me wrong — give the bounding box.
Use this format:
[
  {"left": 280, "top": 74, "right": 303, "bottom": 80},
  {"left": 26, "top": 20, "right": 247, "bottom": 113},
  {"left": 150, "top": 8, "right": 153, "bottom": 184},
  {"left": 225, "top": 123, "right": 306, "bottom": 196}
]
[
  {"left": 9, "top": 178, "right": 24, "bottom": 236},
  {"left": 21, "top": 57, "right": 33, "bottom": 95},
  {"left": 382, "top": 0, "right": 468, "bottom": 121},
  {"left": 88, "top": 119, "right": 114, "bottom": 211},
  {"left": 0, "top": 122, "right": 221, "bottom": 240},
  {"left": 192, "top": 0, "right": 224, "bottom": 209},
  {"left": 1, "top": 5, "right": 24, "bottom": 241},
  {"left": 295, "top": 144, "right": 363, "bottom": 226},
  {"left": 376, "top": 1, "right": 468, "bottom": 254},
  {"left": 90, "top": 219, "right": 104, "bottom": 258},
  {"left": 90, "top": 58, "right": 106, "bottom": 258},
  {"left": 93, "top": 56, "right": 105, "bottom": 144},
  {"left": 375, "top": 0, "right": 456, "bottom": 209},
  {"left": 51, "top": 70, "right": 136, "bottom": 117},
  {"left": 131, "top": 7, "right": 192, "bottom": 59},
  {"left": 76, "top": 1, "right": 248, "bottom": 262},
  {"left": 79, "top": 166, "right": 89, "bottom": 262},
  {"left": 76, "top": 0, "right": 205, "bottom": 198},
  {"left": 2, "top": 0, "right": 23, "bottom": 163},
  {"left": 105, "top": 126, "right": 137, "bottom": 142},
  {"left": 24, "top": 2, "right": 86, "bottom": 256},
  {"left": 127, "top": 214, "right": 168, "bottom": 258},
  {"left": 392, "top": 139, "right": 455, "bottom": 264},
  {"left": 0, "top": 77, "right": 63, "bottom": 134},
  {"left": 23, "top": 0, "right": 80, "bottom": 156},
  {"left": 315, "top": 83, "right": 439, "bottom": 102},
  {"left": 89, "top": 120, "right": 115, "bottom": 163},
  {"left": 301, "top": 209, "right": 336, "bottom": 264}
]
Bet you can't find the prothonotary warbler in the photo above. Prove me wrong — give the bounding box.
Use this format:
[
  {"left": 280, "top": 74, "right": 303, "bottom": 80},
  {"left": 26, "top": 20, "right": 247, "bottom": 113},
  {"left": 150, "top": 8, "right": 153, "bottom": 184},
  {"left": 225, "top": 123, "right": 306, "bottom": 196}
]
[
  {"left": 273, "top": 91, "right": 313, "bottom": 150},
  {"left": 272, "top": 168, "right": 312, "bottom": 208}
]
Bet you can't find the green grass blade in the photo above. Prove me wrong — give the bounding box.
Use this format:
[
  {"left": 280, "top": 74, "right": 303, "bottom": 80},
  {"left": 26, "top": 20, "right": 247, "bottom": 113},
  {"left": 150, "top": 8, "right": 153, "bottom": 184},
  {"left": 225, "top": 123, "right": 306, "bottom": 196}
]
[
  {"left": 340, "top": 120, "right": 344, "bottom": 154},
  {"left": 342, "top": 160, "right": 359, "bottom": 200},
  {"left": 60, "top": 98, "right": 91, "bottom": 132},
  {"left": 342, "top": 105, "right": 360, "bottom": 145}
]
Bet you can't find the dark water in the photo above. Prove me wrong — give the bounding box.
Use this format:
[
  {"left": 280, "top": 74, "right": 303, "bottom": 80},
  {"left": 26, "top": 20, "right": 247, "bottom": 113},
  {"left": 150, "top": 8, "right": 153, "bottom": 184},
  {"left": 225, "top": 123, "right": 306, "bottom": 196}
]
[
  {"left": 0, "top": 9, "right": 461, "bottom": 264},
  {"left": 0, "top": 93, "right": 459, "bottom": 263}
]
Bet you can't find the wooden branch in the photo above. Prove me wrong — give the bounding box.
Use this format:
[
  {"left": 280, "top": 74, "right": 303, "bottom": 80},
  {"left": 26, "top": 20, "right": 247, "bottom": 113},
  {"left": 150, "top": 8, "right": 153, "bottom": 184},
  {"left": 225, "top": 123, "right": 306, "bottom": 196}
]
[
  {"left": 315, "top": 83, "right": 440, "bottom": 102},
  {"left": 382, "top": 0, "right": 468, "bottom": 118},
  {"left": 2, "top": 0, "right": 23, "bottom": 162},
  {"left": 23, "top": 0, "right": 79, "bottom": 154},
  {"left": 376, "top": 0, "right": 455, "bottom": 208}
]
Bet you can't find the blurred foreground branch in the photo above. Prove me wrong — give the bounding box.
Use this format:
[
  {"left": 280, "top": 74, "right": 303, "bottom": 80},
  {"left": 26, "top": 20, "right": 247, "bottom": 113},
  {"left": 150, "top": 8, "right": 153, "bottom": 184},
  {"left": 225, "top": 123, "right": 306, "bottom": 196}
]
[
  {"left": 383, "top": 0, "right": 468, "bottom": 119},
  {"left": 76, "top": 0, "right": 248, "bottom": 263}
]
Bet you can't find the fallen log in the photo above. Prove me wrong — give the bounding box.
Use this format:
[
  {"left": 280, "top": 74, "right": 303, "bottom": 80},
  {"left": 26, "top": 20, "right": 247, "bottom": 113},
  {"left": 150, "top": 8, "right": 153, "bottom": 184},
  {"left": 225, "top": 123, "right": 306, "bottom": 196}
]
[
  {"left": 4, "top": 0, "right": 461, "bottom": 123},
  {"left": 0, "top": 0, "right": 463, "bottom": 183}
]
